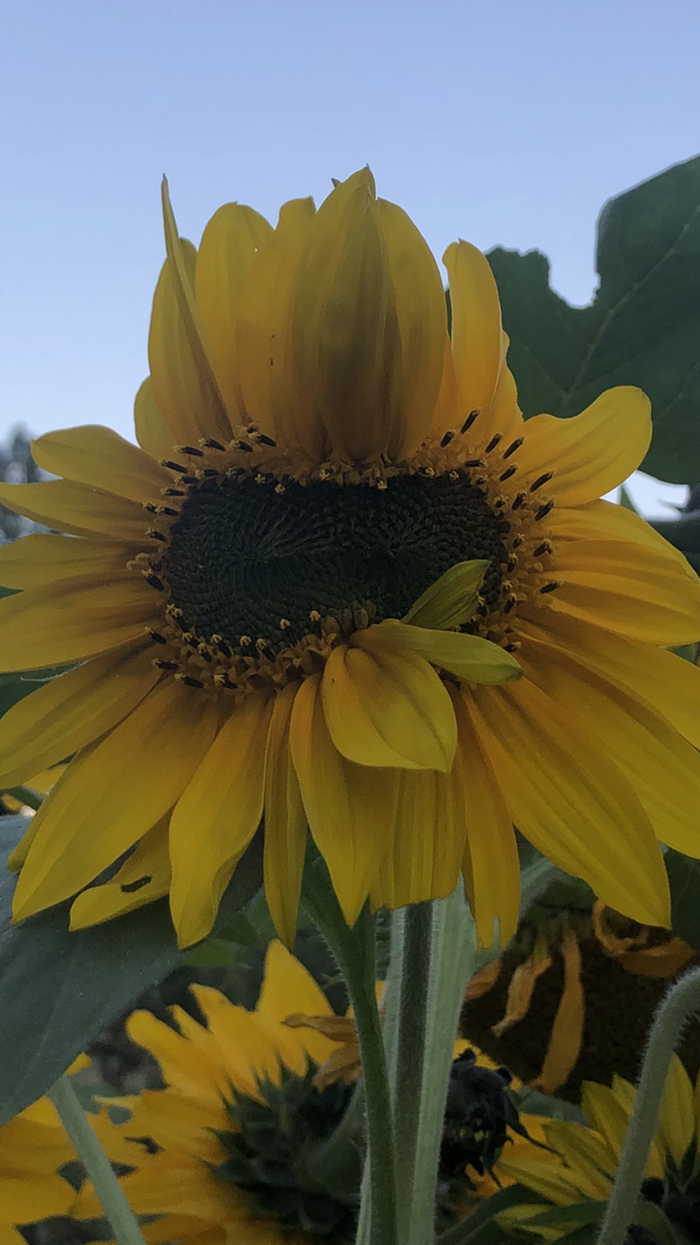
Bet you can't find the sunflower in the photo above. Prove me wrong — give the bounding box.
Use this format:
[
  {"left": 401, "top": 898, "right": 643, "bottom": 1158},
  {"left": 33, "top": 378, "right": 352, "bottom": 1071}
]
[
  {"left": 462, "top": 903, "right": 699, "bottom": 1101},
  {"left": 1, "top": 168, "right": 700, "bottom": 948},
  {"left": 497, "top": 1056, "right": 700, "bottom": 1242},
  {"left": 75, "top": 943, "right": 544, "bottom": 1243},
  {"left": 75, "top": 941, "right": 364, "bottom": 1244},
  {"left": 0, "top": 1089, "right": 80, "bottom": 1245}
]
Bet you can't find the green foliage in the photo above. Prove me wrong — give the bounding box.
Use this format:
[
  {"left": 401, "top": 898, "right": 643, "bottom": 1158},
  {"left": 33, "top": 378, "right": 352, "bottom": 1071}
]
[
  {"left": 488, "top": 154, "right": 700, "bottom": 484},
  {"left": 666, "top": 846, "right": 700, "bottom": 951},
  {"left": 652, "top": 515, "right": 700, "bottom": 574},
  {"left": 436, "top": 1184, "right": 536, "bottom": 1244},
  {"left": 0, "top": 427, "right": 44, "bottom": 544},
  {"left": 0, "top": 817, "right": 264, "bottom": 1125}
]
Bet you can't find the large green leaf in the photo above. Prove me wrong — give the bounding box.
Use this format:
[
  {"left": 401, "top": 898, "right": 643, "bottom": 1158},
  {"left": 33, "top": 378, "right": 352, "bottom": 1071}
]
[
  {"left": 488, "top": 154, "right": 700, "bottom": 484},
  {"left": 0, "top": 817, "right": 263, "bottom": 1125}
]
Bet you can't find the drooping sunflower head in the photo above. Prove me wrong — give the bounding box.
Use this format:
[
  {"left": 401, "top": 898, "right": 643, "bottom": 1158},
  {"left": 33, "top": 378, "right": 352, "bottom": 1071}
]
[{"left": 2, "top": 166, "right": 700, "bottom": 951}]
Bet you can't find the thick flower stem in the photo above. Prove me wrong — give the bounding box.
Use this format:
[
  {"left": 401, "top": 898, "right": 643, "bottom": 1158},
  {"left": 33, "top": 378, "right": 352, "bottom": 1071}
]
[
  {"left": 48, "top": 1074, "right": 146, "bottom": 1245},
  {"left": 387, "top": 885, "right": 479, "bottom": 1245},
  {"left": 301, "top": 857, "right": 399, "bottom": 1245},
  {"left": 387, "top": 902, "right": 433, "bottom": 1242},
  {"left": 597, "top": 965, "right": 700, "bottom": 1245}
]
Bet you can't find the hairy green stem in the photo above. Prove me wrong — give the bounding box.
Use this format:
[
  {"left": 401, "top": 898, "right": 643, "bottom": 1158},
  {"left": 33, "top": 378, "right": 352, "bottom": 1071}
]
[
  {"left": 48, "top": 1075, "right": 146, "bottom": 1245},
  {"left": 407, "top": 886, "right": 478, "bottom": 1245},
  {"left": 302, "top": 860, "right": 398, "bottom": 1245},
  {"left": 597, "top": 965, "right": 700, "bottom": 1245},
  {"left": 391, "top": 902, "right": 433, "bottom": 1241}
]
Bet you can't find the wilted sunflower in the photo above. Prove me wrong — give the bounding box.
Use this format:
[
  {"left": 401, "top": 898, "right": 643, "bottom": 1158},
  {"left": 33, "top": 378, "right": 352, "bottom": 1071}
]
[
  {"left": 1, "top": 168, "right": 700, "bottom": 948},
  {"left": 76, "top": 941, "right": 361, "bottom": 1244},
  {"left": 497, "top": 1055, "right": 700, "bottom": 1243},
  {"left": 463, "top": 901, "right": 699, "bottom": 1100}
]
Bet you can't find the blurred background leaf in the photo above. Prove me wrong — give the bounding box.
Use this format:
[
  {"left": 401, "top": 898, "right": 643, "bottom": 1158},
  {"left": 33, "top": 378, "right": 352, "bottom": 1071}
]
[{"left": 488, "top": 154, "right": 700, "bottom": 484}]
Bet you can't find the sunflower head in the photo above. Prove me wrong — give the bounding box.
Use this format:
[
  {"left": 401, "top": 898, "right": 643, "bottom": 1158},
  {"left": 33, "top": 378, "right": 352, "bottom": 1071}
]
[
  {"left": 212, "top": 1064, "right": 358, "bottom": 1239},
  {"left": 497, "top": 1056, "right": 700, "bottom": 1242},
  {"left": 2, "top": 166, "right": 700, "bottom": 951}
]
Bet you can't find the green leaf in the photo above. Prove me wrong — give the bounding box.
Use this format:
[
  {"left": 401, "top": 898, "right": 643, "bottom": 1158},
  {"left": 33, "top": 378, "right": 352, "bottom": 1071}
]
[
  {"left": 0, "top": 817, "right": 263, "bottom": 1125},
  {"left": 488, "top": 154, "right": 700, "bottom": 484},
  {"left": 619, "top": 484, "right": 638, "bottom": 512},
  {"left": 0, "top": 665, "right": 70, "bottom": 721},
  {"left": 665, "top": 846, "right": 700, "bottom": 951},
  {"left": 523, "top": 1200, "right": 605, "bottom": 1228},
  {"left": 632, "top": 1201, "right": 682, "bottom": 1245},
  {"left": 512, "top": 1086, "right": 586, "bottom": 1123},
  {"left": 437, "top": 1184, "right": 537, "bottom": 1245},
  {"left": 651, "top": 515, "right": 700, "bottom": 575}
]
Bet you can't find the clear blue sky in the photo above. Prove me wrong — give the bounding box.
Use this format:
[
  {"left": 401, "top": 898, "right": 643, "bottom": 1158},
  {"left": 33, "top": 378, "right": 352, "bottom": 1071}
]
[{"left": 0, "top": 0, "right": 698, "bottom": 512}]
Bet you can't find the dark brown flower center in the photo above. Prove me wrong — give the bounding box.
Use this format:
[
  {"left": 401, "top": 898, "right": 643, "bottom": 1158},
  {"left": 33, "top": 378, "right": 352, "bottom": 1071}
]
[{"left": 161, "top": 471, "right": 510, "bottom": 652}]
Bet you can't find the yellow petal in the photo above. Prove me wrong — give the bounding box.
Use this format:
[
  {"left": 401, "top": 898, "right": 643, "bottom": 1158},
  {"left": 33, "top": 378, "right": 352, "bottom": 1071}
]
[
  {"left": 618, "top": 939, "right": 695, "bottom": 977},
  {"left": 496, "top": 1156, "right": 596, "bottom": 1206},
  {"left": 0, "top": 533, "right": 138, "bottom": 589},
  {"left": 443, "top": 240, "right": 503, "bottom": 422},
  {"left": 377, "top": 197, "right": 448, "bottom": 458},
  {"left": 262, "top": 686, "right": 308, "bottom": 948},
  {"left": 0, "top": 640, "right": 160, "bottom": 788},
  {"left": 0, "top": 1176, "right": 75, "bottom": 1222},
  {"left": 237, "top": 196, "right": 318, "bottom": 448},
  {"left": 549, "top": 497, "right": 687, "bottom": 563},
  {"left": 335, "top": 626, "right": 457, "bottom": 770},
  {"left": 126, "top": 1006, "right": 227, "bottom": 1103},
  {"left": 468, "top": 679, "right": 671, "bottom": 927},
  {"left": 548, "top": 537, "right": 700, "bottom": 645},
  {"left": 320, "top": 641, "right": 442, "bottom": 770},
  {"left": 0, "top": 479, "right": 151, "bottom": 541},
  {"left": 195, "top": 203, "right": 273, "bottom": 424},
  {"left": 402, "top": 559, "right": 488, "bottom": 629},
  {"left": 134, "top": 376, "right": 178, "bottom": 460},
  {"left": 534, "top": 930, "right": 584, "bottom": 1094},
  {"left": 430, "top": 337, "right": 459, "bottom": 438},
  {"left": 290, "top": 168, "right": 401, "bottom": 462},
  {"left": 580, "top": 1081, "right": 634, "bottom": 1160},
  {"left": 517, "top": 388, "right": 652, "bottom": 505},
  {"left": 257, "top": 939, "right": 332, "bottom": 1025},
  {"left": 486, "top": 347, "right": 523, "bottom": 444},
  {"left": 370, "top": 762, "right": 465, "bottom": 910},
  {"left": 12, "top": 680, "right": 217, "bottom": 920},
  {"left": 542, "top": 1120, "right": 617, "bottom": 1187},
  {"left": 377, "top": 619, "right": 523, "bottom": 684},
  {"left": 31, "top": 425, "right": 171, "bottom": 504},
  {"left": 148, "top": 185, "right": 231, "bottom": 444},
  {"left": 521, "top": 637, "right": 700, "bottom": 857},
  {"left": 452, "top": 691, "right": 521, "bottom": 948},
  {"left": 69, "top": 816, "right": 171, "bottom": 929},
  {"left": 657, "top": 1053, "right": 695, "bottom": 1166},
  {"left": 169, "top": 692, "right": 273, "bottom": 947},
  {"left": 290, "top": 673, "right": 398, "bottom": 925},
  {"left": 518, "top": 609, "right": 700, "bottom": 752},
  {"left": 491, "top": 934, "right": 552, "bottom": 1036},
  {"left": 0, "top": 572, "right": 157, "bottom": 671}
]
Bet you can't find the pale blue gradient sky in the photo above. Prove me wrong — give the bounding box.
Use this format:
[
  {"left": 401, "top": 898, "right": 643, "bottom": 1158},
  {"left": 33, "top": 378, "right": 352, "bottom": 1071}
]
[{"left": 0, "top": 0, "right": 698, "bottom": 512}]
